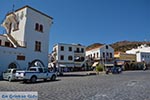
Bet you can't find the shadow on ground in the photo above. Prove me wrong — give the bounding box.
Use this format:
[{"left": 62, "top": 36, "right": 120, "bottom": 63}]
[
  {"left": 58, "top": 74, "right": 87, "bottom": 77},
  {"left": 20, "top": 79, "right": 61, "bottom": 84}
]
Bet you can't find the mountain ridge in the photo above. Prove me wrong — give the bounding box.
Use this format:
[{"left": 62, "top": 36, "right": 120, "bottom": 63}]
[{"left": 86, "top": 40, "right": 150, "bottom": 52}]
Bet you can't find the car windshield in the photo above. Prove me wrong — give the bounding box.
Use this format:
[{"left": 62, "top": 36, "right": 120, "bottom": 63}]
[{"left": 6, "top": 69, "right": 11, "bottom": 73}]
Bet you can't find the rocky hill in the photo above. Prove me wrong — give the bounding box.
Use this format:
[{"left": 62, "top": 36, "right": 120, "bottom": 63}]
[
  {"left": 86, "top": 43, "right": 104, "bottom": 51},
  {"left": 87, "top": 41, "right": 150, "bottom": 52}
]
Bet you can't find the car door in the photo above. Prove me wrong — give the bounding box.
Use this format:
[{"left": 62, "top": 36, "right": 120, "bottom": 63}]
[
  {"left": 37, "top": 68, "right": 44, "bottom": 79},
  {"left": 43, "top": 68, "right": 49, "bottom": 79},
  {"left": 3, "top": 69, "right": 11, "bottom": 79}
]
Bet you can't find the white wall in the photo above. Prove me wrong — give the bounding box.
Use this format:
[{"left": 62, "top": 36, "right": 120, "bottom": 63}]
[
  {"left": 53, "top": 43, "right": 86, "bottom": 67},
  {"left": 86, "top": 45, "right": 114, "bottom": 59},
  {"left": 0, "top": 6, "right": 53, "bottom": 77},
  {"left": 0, "top": 46, "right": 28, "bottom": 77},
  {"left": 57, "top": 44, "right": 74, "bottom": 63},
  {"left": 136, "top": 52, "right": 150, "bottom": 63},
  {"left": 11, "top": 8, "right": 27, "bottom": 43},
  {"left": 126, "top": 45, "right": 150, "bottom": 54},
  {"left": 23, "top": 7, "right": 52, "bottom": 67}
]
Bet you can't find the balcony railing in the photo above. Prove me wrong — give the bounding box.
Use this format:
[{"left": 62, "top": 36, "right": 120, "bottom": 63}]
[{"left": 74, "top": 51, "right": 84, "bottom": 53}]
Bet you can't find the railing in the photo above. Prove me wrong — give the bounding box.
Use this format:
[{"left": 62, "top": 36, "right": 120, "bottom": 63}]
[
  {"left": 17, "top": 40, "right": 27, "bottom": 47},
  {"left": 74, "top": 51, "right": 84, "bottom": 53}
]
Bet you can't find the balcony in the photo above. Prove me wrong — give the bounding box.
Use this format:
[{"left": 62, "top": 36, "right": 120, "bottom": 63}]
[
  {"left": 74, "top": 51, "right": 84, "bottom": 54},
  {"left": 0, "top": 40, "right": 27, "bottom": 48}
]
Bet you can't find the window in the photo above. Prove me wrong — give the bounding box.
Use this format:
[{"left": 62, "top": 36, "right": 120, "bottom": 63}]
[
  {"left": 17, "top": 55, "right": 25, "bottom": 60},
  {"left": 106, "top": 52, "right": 109, "bottom": 57},
  {"left": 106, "top": 45, "right": 108, "bottom": 49},
  {"left": 69, "top": 47, "right": 72, "bottom": 51},
  {"left": 35, "top": 23, "right": 39, "bottom": 31},
  {"left": 35, "top": 41, "right": 41, "bottom": 52},
  {"left": 68, "top": 56, "right": 73, "bottom": 60},
  {"left": 93, "top": 53, "right": 95, "bottom": 58},
  {"left": 76, "top": 48, "right": 79, "bottom": 52},
  {"left": 60, "top": 46, "right": 64, "bottom": 51},
  {"left": 103, "top": 52, "right": 105, "bottom": 58},
  {"left": 60, "top": 55, "right": 64, "bottom": 60},
  {"left": 29, "top": 68, "right": 36, "bottom": 71},
  {"left": 13, "top": 22, "right": 19, "bottom": 31},
  {"left": 5, "top": 42, "right": 11, "bottom": 47},
  {"left": 81, "top": 48, "right": 84, "bottom": 53},
  {"left": 110, "top": 53, "right": 112, "bottom": 58},
  {"left": 40, "top": 24, "right": 43, "bottom": 32},
  {"left": 38, "top": 68, "right": 43, "bottom": 72},
  {"left": 97, "top": 52, "right": 99, "bottom": 58},
  {"left": 0, "top": 40, "right": 1, "bottom": 46},
  {"left": 35, "top": 23, "right": 44, "bottom": 32}
]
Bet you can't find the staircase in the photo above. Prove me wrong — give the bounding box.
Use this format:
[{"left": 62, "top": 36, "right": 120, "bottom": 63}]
[{"left": 5, "top": 34, "right": 20, "bottom": 48}]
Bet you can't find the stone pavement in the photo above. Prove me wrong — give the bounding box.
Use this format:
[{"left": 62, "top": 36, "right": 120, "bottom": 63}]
[{"left": 0, "top": 70, "right": 150, "bottom": 100}]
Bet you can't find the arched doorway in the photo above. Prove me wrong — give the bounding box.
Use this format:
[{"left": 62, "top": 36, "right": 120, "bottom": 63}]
[
  {"left": 8, "top": 62, "right": 20, "bottom": 69},
  {"left": 28, "top": 59, "right": 45, "bottom": 69}
]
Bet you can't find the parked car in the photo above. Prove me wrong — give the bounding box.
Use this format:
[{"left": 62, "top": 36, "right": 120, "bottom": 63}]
[
  {"left": 111, "top": 67, "right": 122, "bottom": 74},
  {"left": 3, "top": 69, "right": 18, "bottom": 82},
  {"left": 15, "top": 67, "right": 57, "bottom": 83}
]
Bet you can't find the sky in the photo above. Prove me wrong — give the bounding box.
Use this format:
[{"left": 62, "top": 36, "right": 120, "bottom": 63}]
[{"left": 0, "top": 0, "right": 150, "bottom": 52}]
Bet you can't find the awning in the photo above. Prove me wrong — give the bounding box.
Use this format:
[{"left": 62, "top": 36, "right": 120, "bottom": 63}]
[
  {"left": 92, "top": 62, "right": 99, "bottom": 67},
  {"left": 59, "top": 64, "right": 67, "bottom": 67},
  {"left": 104, "top": 64, "right": 114, "bottom": 67}
]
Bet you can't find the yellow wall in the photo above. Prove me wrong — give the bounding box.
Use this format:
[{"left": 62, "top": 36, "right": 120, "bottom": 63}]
[{"left": 114, "top": 52, "right": 136, "bottom": 61}]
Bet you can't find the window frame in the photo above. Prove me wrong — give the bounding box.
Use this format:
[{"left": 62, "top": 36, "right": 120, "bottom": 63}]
[
  {"left": 60, "top": 46, "right": 64, "bottom": 51},
  {"left": 35, "top": 41, "right": 41, "bottom": 52},
  {"left": 69, "top": 47, "right": 72, "bottom": 52},
  {"left": 5, "top": 42, "right": 11, "bottom": 47},
  {"left": 81, "top": 48, "right": 84, "bottom": 53},
  {"left": 35, "top": 23, "right": 39, "bottom": 31},
  {"left": 40, "top": 24, "right": 43, "bottom": 32},
  {"left": 68, "top": 56, "right": 73, "bottom": 61},
  {"left": 17, "top": 55, "right": 25, "bottom": 60},
  {"left": 60, "top": 55, "right": 64, "bottom": 60}
]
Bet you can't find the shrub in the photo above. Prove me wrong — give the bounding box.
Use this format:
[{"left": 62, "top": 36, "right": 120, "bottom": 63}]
[{"left": 96, "top": 64, "right": 103, "bottom": 72}]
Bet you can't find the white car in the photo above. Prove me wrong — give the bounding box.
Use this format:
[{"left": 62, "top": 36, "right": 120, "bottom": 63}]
[
  {"left": 15, "top": 67, "right": 57, "bottom": 83},
  {"left": 3, "top": 69, "right": 17, "bottom": 82}
]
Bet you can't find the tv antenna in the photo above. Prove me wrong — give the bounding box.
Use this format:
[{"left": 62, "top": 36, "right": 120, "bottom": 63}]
[{"left": 12, "top": 4, "right": 15, "bottom": 12}]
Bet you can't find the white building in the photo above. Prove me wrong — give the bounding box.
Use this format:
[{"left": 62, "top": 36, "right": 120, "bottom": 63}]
[
  {"left": 86, "top": 44, "right": 114, "bottom": 67},
  {"left": 136, "top": 52, "right": 150, "bottom": 63},
  {"left": 126, "top": 44, "right": 150, "bottom": 63},
  {"left": 50, "top": 43, "right": 86, "bottom": 71},
  {"left": 126, "top": 44, "right": 150, "bottom": 54},
  {"left": 0, "top": 5, "right": 53, "bottom": 77}
]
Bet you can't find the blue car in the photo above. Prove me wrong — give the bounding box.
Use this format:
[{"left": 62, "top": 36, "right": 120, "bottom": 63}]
[{"left": 111, "top": 67, "right": 122, "bottom": 74}]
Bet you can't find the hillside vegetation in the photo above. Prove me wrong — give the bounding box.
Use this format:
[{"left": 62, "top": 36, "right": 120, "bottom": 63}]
[{"left": 87, "top": 41, "right": 150, "bottom": 52}]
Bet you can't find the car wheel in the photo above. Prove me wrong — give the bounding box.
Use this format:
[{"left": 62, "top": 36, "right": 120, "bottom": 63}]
[
  {"left": 30, "top": 76, "right": 37, "bottom": 83},
  {"left": 51, "top": 75, "right": 56, "bottom": 81}
]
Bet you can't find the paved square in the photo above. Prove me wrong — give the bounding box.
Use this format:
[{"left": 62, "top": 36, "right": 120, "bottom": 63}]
[{"left": 0, "top": 71, "right": 150, "bottom": 100}]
